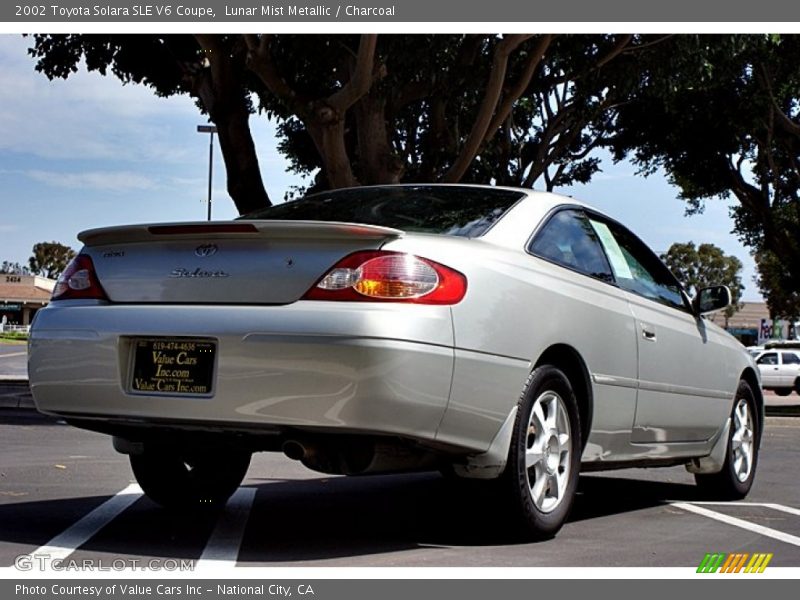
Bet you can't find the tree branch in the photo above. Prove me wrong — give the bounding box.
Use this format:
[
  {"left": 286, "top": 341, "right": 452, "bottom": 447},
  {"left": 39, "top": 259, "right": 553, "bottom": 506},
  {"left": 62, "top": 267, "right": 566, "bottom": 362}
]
[
  {"left": 442, "top": 34, "right": 533, "bottom": 182},
  {"left": 485, "top": 35, "right": 554, "bottom": 143},
  {"left": 550, "top": 162, "right": 567, "bottom": 190},
  {"left": 244, "top": 34, "right": 309, "bottom": 114},
  {"left": 328, "top": 34, "right": 378, "bottom": 112},
  {"left": 620, "top": 34, "right": 674, "bottom": 54},
  {"left": 596, "top": 34, "right": 633, "bottom": 68},
  {"left": 773, "top": 104, "right": 800, "bottom": 137}
]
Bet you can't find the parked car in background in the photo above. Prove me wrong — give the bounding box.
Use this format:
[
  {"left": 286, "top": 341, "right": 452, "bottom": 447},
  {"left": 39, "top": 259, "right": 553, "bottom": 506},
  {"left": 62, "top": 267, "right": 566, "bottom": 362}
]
[
  {"left": 755, "top": 350, "right": 800, "bottom": 396},
  {"left": 28, "top": 185, "right": 763, "bottom": 539}
]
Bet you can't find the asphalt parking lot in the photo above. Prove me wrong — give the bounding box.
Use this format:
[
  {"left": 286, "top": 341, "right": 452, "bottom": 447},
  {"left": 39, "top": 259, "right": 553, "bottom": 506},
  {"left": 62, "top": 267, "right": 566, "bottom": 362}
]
[
  {"left": 0, "top": 407, "right": 799, "bottom": 569},
  {"left": 2, "top": 341, "right": 800, "bottom": 569},
  {"left": 0, "top": 342, "right": 27, "bottom": 380}
]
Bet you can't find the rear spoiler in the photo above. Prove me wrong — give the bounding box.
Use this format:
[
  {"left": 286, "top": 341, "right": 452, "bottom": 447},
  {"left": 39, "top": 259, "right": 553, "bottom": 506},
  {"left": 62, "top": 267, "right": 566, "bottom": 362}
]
[{"left": 78, "top": 220, "right": 404, "bottom": 246}]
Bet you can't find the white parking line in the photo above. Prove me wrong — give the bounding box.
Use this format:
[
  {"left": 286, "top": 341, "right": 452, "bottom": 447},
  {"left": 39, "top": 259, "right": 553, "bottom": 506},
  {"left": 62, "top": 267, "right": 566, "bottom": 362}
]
[
  {"left": 196, "top": 488, "right": 257, "bottom": 568},
  {"left": 0, "top": 352, "right": 26, "bottom": 359},
  {"left": 684, "top": 501, "right": 800, "bottom": 517},
  {"left": 763, "top": 503, "right": 800, "bottom": 517},
  {"left": 32, "top": 484, "right": 143, "bottom": 561},
  {"left": 673, "top": 502, "right": 800, "bottom": 547}
]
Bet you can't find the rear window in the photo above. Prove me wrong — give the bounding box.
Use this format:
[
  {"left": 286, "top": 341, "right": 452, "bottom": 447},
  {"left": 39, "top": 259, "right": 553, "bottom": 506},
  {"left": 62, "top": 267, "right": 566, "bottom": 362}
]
[{"left": 241, "top": 186, "right": 524, "bottom": 237}]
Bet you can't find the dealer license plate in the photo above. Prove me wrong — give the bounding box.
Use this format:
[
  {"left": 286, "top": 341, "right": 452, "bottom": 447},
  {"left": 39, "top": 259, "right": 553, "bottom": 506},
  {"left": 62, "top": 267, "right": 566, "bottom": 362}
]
[{"left": 130, "top": 339, "right": 216, "bottom": 396}]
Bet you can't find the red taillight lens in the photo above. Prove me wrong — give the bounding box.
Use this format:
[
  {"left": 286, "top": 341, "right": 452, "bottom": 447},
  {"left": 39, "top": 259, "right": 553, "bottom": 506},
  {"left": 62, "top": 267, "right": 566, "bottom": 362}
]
[
  {"left": 303, "top": 251, "right": 467, "bottom": 304},
  {"left": 52, "top": 255, "right": 108, "bottom": 301}
]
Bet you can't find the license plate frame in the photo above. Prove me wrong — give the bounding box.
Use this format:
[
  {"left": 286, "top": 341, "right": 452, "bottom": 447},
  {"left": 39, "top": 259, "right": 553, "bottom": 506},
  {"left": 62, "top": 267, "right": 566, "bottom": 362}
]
[{"left": 129, "top": 338, "right": 216, "bottom": 397}]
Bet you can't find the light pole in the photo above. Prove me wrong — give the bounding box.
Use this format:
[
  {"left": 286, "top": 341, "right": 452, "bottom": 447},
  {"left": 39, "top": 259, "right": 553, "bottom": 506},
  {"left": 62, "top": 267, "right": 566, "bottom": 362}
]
[{"left": 197, "top": 125, "right": 217, "bottom": 221}]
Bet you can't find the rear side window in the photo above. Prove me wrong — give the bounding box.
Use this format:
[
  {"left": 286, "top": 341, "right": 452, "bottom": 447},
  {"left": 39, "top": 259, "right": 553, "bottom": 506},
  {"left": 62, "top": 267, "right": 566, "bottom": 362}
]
[
  {"left": 529, "top": 209, "right": 614, "bottom": 282},
  {"left": 241, "top": 186, "right": 524, "bottom": 237},
  {"left": 782, "top": 352, "right": 800, "bottom": 365}
]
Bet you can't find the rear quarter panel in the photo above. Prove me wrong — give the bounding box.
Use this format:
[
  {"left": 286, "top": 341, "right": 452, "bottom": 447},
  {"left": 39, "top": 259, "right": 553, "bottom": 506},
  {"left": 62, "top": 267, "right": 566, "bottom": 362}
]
[{"left": 382, "top": 236, "right": 639, "bottom": 455}]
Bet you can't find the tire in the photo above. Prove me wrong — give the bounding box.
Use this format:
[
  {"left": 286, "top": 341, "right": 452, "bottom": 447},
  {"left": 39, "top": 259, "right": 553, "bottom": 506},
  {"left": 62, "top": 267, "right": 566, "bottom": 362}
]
[
  {"left": 503, "top": 365, "right": 581, "bottom": 539},
  {"left": 694, "top": 380, "right": 759, "bottom": 499},
  {"left": 795, "top": 378, "right": 800, "bottom": 395},
  {"left": 775, "top": 389, "right": 792, "bottom": 397},
  {"left": 130, "top": 445, "right": 251, "bottom": 510}
]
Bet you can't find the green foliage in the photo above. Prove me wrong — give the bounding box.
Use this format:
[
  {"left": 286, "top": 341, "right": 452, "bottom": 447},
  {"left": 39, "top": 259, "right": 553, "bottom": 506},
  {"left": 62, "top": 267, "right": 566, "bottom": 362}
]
[
  {"left": 28, "top": 242, "right": 76, "bottom": 279},
  {"left": 611, "top": 35, "right": 800, "bottom": 304},
  {"left": 27, "top": 34, "right": 198, "bottom": 96},
  {"left": 26, "top": 34, "right": 648, "bottom": 197},
  {"left": 661, "top": 242, "right": 744, "bottom": 320},
  {"left": 0, "top": 332, "right": 29, "bottom": 341},
  {"left": 0, "top": 261, "right": 30, "bottom": 275},
  {"left": 755, "top": 250, "right": 800, "bottom": 321},
  {"left": 25, "top": 33, "right": 800, "bottom": 317}
]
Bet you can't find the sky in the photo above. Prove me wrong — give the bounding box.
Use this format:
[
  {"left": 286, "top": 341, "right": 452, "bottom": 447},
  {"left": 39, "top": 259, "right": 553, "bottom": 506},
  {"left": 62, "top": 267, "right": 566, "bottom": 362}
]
[{"left": 0, "top": 34, "right": 762, "bottom": 301}]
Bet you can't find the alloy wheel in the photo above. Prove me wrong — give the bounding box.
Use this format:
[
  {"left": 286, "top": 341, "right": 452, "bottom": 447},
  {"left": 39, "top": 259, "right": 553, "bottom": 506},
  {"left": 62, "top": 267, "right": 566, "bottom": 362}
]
[
  {"left": 731, "top": 397, "right": 755, "bottom": 483},
  {"left": 524, "top": 390, "right": 572, "bottom": 513}
]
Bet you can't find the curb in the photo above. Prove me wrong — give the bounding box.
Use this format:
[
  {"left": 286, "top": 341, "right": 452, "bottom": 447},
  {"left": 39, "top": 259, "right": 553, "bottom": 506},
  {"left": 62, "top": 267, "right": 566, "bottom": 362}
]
[
  {"left": 765, "top": 405, "right": 800, "bottom": 417},
  {"left": 0, "top": 380, "right": 35, "bottom": 410}
]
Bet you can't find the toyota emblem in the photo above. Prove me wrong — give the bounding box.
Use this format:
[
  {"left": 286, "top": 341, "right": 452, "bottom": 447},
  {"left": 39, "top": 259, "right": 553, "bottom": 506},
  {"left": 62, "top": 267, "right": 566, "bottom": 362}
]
[{"left": 195, "top": 244, "right": 218, "bottom": 258}]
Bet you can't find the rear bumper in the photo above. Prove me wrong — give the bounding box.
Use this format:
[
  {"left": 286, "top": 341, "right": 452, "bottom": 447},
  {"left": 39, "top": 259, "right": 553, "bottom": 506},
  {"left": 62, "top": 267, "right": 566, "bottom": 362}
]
[{"left": 29, "top": 301, "right": 459, "bottom": 448}]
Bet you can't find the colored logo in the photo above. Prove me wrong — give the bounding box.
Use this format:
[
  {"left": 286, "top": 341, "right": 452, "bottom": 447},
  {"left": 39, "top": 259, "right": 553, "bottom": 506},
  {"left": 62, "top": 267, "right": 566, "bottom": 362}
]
[{"left": 697, "top": 552, "right": 773, "bottom": 573}]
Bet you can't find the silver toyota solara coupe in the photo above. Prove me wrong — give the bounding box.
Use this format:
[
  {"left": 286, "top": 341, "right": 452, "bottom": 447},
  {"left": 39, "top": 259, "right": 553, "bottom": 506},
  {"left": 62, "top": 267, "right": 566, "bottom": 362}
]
[{"left": 28, "top": 184, "right": 762, "bottom": 538}]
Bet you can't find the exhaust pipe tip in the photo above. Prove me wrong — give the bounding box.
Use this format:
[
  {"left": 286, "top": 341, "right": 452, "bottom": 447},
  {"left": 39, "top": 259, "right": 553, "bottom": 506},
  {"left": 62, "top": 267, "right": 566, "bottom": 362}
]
[{"left": 282, "top": 440, "right": 306, "bottom": 461}]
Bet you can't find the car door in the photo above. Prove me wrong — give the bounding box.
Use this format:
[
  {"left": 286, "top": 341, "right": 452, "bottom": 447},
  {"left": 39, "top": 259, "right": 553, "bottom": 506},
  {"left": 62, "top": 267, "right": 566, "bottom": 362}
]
[
  {"left": 780, "top": 351, "right": 800, "bottom": 386},
  {"left": 525, "top": 208, "right": 639, "bottom": 456},
  {"left": 588, "top": 215, "right": 736, "bottom": 443},
  {"left": 756, "top": 352, "right": 780, "bottom": 386}
]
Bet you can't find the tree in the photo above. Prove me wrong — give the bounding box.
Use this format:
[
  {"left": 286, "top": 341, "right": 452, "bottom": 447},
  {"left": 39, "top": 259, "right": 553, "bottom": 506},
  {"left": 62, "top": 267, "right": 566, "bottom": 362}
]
[
  {"left": 661, "top": 242, "right": 744, "bottom": 323},
  {"left": 255, "top": 33, "right": 659, "bottom": 194},
  {"left": 0, "top": 261, "right": 30, "bottom": 275},
  {"left": 610, "top": 35, "right": 800, "bottom": 304},
  {"left": 26, "top": 34, "right": 665, "bottom": 206},
  {"left": 755, "top": 250, "right": 800, "bottom": 324},
  {"left": 27, "top": 34, "right": 271, "bottom": 214},
  {"left": 28, "top": 242, "right": 76, "bottom": 279}
]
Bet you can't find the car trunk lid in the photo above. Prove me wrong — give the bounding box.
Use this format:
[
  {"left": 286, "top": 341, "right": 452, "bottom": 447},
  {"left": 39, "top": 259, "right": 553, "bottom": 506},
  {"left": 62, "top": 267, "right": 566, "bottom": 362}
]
[{"left": 77, "top": 221, "right": 403, "bottom": 304}]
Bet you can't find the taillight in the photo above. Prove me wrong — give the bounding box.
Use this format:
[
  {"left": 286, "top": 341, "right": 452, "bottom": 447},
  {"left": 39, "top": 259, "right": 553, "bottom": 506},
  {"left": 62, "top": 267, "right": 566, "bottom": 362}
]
[
  {"left": 303, "top": 251, "right": 467, "bottom": 304},
  {"left": 52, "top": 255, "right": 108, "bottom": 301}
]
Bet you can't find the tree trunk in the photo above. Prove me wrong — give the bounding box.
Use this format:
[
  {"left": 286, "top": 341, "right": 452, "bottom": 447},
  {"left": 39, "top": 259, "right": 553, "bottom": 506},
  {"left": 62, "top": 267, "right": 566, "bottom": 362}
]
[
  {"left": 306, "top": 104, "right": 359, "bottom": 189},
  {"left": 442, "top": 35, "right": 533, "bottom": 183},
  {"left": 355, "top": 95, "right": 403, "bottom": 184},
  {"left": 244, "top": 34, "right": 380, "bottom": 192},
  {"left": 215, "top": 105, "right": 272, "bottom": 215},
  {"left": 193, "top": 34, "right": 271, "bottom": 215}
]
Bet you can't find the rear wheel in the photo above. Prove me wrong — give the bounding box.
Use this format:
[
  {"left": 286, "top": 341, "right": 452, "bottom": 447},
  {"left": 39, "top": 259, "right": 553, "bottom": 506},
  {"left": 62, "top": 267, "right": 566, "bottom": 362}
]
[
  {"left": 695, "top": 380, "right": 759, "bottom": 499},
  {"left": 775, "top": 389, "right": 792, "bottom": 397},
  {"left": 130, "top": 445, "right": 251, "bottom": 510},
  {"left": 503, "top": 366, "right": 581, "bottom": 539}
]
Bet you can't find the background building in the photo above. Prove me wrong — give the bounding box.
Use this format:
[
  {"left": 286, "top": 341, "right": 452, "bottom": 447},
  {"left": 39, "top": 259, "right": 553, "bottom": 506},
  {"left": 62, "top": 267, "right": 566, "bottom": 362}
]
[
  {"left": 707, "top": 301, "right": 798, "bottom": 346},
  {"left": 0, "top": 274, "right": 55, "bottom": 327}
]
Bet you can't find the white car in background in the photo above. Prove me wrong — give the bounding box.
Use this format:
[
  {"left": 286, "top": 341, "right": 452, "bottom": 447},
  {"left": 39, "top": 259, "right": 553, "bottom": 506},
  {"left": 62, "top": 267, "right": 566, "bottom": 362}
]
[{"left": 755, "top": 349, "right": 800, "bottom": 396}]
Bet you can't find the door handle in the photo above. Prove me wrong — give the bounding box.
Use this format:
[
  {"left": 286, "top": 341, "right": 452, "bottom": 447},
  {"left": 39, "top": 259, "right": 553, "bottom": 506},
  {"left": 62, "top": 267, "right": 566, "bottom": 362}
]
[{"left": 641, "top": 324, "right": 657, "bottom": 342}]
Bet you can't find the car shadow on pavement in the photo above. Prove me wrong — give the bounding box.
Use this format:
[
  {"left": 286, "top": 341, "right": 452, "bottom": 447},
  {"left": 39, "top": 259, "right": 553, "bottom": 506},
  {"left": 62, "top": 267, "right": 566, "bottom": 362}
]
[
  {"left": 0, "top": 409, "right": 63, "bottom": 427},
  {"left": 0, "top": 470, "right": 706, "bottom": 566},
  {"left": 236, "top": 472, "right": 705, "bottom": 561},
  {"left": 571, "top": 474, "right": 705, "bottom": 522}
]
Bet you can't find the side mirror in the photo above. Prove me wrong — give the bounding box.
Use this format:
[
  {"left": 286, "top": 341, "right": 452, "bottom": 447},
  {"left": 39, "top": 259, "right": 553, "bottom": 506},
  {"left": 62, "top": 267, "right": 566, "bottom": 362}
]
[{"left": 693, "top": 285, "right": 732, "bottom": 315}]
